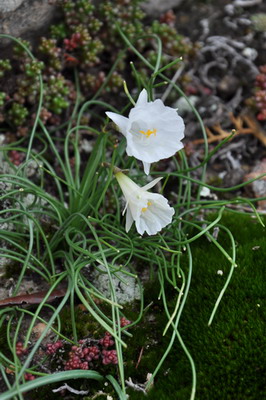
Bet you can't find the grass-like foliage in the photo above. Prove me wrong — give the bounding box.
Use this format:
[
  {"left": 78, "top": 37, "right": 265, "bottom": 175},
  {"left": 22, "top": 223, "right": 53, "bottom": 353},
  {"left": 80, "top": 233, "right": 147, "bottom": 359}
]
[{"left": 0, "top": 28, "right": 265, "bottom": 400}]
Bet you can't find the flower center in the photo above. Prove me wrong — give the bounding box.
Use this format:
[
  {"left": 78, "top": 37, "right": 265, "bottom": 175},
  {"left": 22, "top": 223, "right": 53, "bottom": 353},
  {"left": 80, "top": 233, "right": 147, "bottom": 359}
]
[
  {"left": 141, "top": 201, "right": 152, "bottom": 213},
  {"left": 139, "top": 128, "right": 157, "bottom": 138}
]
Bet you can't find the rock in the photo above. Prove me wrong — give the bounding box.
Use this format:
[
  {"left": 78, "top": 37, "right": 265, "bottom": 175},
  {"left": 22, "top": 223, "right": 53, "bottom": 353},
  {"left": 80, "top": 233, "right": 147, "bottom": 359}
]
[
  {"left": 242, "top": 47, "right": 258, "bottom": 61},
  {"left": 32, "top": 322, "right": 51, "bottom": 339},
  {"left": 0, "top": 0, "right": 24, "bottom": 12},
  {"left": 0, "top": 0, "right": 59, "bottom": 48},
  {"left": 141, "top": 0, "right": 185, "bottom": 17},
  {"left": 0, "top": 279, "right": 36, "bottom": 301},
  {"left": 91, "top": 265, "right": 141, "bottom": 305},
  {"left": 174, "top": 95, "right": 199, "bottom": 116},
  {"left": 217, "top": 75, "right": 240, "bottom": 97}
]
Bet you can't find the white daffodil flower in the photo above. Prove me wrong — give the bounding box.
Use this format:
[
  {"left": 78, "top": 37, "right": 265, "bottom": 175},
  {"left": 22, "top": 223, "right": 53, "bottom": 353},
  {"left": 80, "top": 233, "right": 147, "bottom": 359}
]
[
  {"left": 106, "top": 89, "right": 185, "bottom": 175},
  {"left": 115, "top": 171, "right": 174, "bottom": 235}
]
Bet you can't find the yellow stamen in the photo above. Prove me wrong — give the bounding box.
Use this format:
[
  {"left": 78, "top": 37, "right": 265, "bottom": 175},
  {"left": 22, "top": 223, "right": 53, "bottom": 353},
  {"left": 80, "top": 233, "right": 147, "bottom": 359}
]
[
  {"left": 141, "top": 201, "right": 152, "bottom": 213},
  {"left": 139, "top": 128, "right": 157, "bottom": 138}
]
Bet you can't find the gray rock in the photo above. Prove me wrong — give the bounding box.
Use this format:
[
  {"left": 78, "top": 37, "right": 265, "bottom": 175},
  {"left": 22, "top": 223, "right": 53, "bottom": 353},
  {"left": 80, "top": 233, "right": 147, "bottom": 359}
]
[
  {"left": 91, "top": 265, "right": 141, "bottom": 305},
  {"left": 141, "top": 0, "right": 185, "bottom": 16},
  {"left": 0, "top": 0, "right": 59, "bottom": 48},
  {"left": 0, "top": 0, "right": 24, "bottom": 12}
]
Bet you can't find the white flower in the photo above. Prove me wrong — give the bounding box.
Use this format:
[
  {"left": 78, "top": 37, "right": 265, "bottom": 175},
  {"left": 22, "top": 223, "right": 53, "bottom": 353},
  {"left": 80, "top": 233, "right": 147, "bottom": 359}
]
[
  {"left": 115, "top": 171, "right": 174, "bottom": 235},
  {"left": 106, "top": 89, "right": 185, "bottom": 175}
]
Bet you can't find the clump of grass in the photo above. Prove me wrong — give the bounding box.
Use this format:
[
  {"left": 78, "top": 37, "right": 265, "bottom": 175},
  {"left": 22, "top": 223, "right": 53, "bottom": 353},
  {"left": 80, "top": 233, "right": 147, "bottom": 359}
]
[{"left": 0, "top": 24, "right": 265, "bottom": 400}]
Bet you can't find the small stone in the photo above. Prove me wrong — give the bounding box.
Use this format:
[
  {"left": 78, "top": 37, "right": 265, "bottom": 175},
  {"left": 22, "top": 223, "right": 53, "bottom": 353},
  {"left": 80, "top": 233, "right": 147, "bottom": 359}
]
[
  {"left": 217, "top": 75, "right": 239, "bottom": 96},
  {"left": 174, "top": 96, "right": 199, "bottom": 116},
  {"left": 90, "top": 265, "right": 140, "bottom": 305},
  {"left": 80, "top": 139, "right": 93, "bottom": 153},
  {"left": 242, "top": 47, "right": 258, "bottom": 61},
  {"left": 141, "top": 0, "right": 184, "bottom": 17},
  {"left": 32, "top": 322, "right": 50, "bottom": 339},
  {"left": 200, "top": 186, "right": 211, "bottom": 198}
]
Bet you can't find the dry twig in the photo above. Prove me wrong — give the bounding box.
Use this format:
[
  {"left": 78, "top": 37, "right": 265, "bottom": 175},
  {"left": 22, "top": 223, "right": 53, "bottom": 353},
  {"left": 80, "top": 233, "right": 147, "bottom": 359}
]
[
  {"left": 52, "top": 383, "right": 90, "bottom": 395},
  {"left": 193, "top": 112, "right": 266, "bottom": 146}
]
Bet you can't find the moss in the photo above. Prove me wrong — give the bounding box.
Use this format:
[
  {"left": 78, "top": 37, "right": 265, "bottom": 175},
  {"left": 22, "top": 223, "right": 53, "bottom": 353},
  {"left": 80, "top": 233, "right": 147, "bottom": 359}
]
[
  {"left": 123, "top": 213, "right": 266, "bottom": 399},
  {"left": 60, "top": 305, "right": 109, "bottom": 339},
  {"left": 47, "top": 212, "right": 265, "bottom": 399}
]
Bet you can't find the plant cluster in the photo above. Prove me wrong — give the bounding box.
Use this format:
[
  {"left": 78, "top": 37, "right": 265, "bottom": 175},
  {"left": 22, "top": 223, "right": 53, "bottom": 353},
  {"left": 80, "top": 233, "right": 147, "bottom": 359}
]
[
  {"left": 15, "top": 342, "right": 28, "bottom": 357},
  {"left": 0, "top": 21, "right": 265, "bottom": 400},
  {"left": 63, "top": 335, "right": 118, "bottom": 371},
  {"left": 0, "top": 0, "right": 195, "bottom": 135},
  {"left": 13, "top": 317, "right": 130, "bottom": 383},
  {"left": 45, "top": 339, "right": 64, "bottom": 355}
]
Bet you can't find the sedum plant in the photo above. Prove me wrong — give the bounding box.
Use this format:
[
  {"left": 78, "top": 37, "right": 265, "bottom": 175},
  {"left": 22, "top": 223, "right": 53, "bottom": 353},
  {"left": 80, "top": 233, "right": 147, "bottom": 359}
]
[{"left": 0, "top": 0, "right": 195, "bottom": 136}]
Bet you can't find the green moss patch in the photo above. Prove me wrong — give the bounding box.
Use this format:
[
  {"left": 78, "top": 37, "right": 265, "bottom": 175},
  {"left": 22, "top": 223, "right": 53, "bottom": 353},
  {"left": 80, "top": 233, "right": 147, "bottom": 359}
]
[{"left": 124, "top": 213, "right": 266, "bottom": 399}]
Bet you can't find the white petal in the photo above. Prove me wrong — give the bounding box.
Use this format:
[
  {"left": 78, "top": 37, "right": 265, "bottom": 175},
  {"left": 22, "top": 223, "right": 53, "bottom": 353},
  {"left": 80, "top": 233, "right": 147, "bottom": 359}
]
[
  {"left": 141, "top": 177, "right": 162, "bottom": 191},
  {"left": 106, "top": 112, "right": 129, "bottom": 136},
  {"left": 135, "top": 217, "right": 147, "bottom": 235},
  {"left": 122, "top": 200, "right": 129, "bottom": 216},
  {"left": 125, "top": 107, "right": 185, "bottom": 164},
  {"left": 136, "top": 208, "right": 162, "bottom": 235},
  {"left": 116, "top": 172, "right": 140, "bottom": 199},
  {"left": 136, "top": 89, "right": 148, "bottom": 107},
  {"left": 135, "top": 193, "right": 174, "bottom": 235},
  {"left": 125, "top": 208, "right": 134, "bottom": 232},
  {"left": 107, "top": 89, "right": 185, "bottom": 175},
  {"left": 142, "top": 161, "right": 151, "bottom": 175},
  {"left": 150, "top": 202, "right": 175, "bottom": 225}
]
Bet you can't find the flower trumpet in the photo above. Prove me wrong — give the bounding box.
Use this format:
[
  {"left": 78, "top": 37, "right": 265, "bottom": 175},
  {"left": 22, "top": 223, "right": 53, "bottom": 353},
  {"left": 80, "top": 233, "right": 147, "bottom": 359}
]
[{"left": 115, "top": 171, "right": 174, "bottom": 235}]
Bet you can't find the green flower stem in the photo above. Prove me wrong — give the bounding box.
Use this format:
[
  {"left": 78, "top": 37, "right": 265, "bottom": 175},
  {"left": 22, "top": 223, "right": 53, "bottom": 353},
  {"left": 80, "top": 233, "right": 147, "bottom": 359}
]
[
  {"left": 206, "top": 224, "right": 237, "bottom": 325},
  {"left": 75, "top": 102, "right": 118, "bottom": 189},
  {"left": 146, "top": 243, "right": 196, "bottom": 400},
  {"left": 163, "top": 268, "right": 186, "bottom": 336},
  {"left": 13, "top": 219, "right": 34, "bottom": 295}
]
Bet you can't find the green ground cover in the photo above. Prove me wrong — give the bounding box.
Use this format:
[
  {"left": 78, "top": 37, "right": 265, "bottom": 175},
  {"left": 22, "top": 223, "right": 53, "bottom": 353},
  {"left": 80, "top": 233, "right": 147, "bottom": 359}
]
[{"left": 125, "top": 213, "right": 266, "bottom": 400}]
